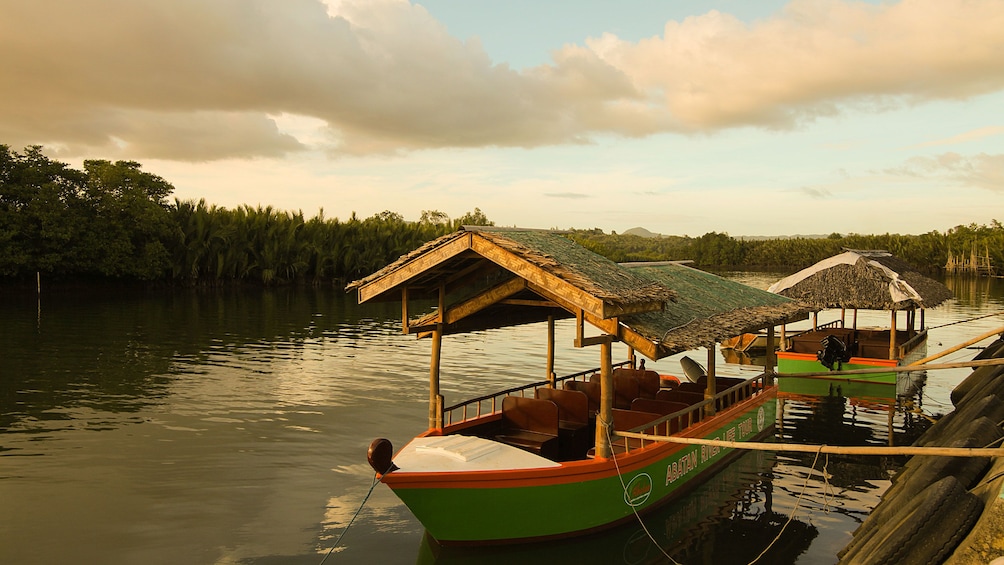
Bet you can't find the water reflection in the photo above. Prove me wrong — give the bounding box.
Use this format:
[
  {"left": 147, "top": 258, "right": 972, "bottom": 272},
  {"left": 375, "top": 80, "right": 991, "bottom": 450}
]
[{"left": 0, "top": 274, "right": 1001, "bottom": 564}]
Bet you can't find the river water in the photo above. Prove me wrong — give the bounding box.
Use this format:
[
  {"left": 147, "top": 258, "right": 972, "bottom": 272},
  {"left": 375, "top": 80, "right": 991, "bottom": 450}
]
[{"left": 1, "top": 274, "right": 1002, "bottom": 564}]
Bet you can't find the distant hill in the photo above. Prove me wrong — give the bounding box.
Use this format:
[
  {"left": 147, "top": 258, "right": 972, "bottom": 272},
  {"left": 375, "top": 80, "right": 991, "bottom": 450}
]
[
  {"left": 623, "top": 227, "right": 659, "bottom": 238},
  {"left": 622, "top": 227, "right": 829, "bottom": 240}
]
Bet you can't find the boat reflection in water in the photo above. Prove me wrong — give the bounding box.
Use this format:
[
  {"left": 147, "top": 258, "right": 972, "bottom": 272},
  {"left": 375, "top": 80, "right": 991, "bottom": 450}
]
[{"left": 416, "top": 449, "right": 817, "bottom": 565}]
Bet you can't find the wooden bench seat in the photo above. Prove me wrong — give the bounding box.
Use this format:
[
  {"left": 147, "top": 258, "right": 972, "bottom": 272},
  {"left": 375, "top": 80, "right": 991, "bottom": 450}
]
[
  {"left": 495, "top": 396, "right": 560, "bottom": 460},
  {"left": 563, "top": 380, "right": 600, "bottom": 416},
  {"left": 536, "top": 387, "right": 591, "bottom": 460}
]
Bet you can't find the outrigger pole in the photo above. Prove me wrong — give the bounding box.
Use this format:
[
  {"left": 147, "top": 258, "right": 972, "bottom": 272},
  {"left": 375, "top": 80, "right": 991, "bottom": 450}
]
[{"left": 617, "top": 433, "right": 1004, "bottom": 458}]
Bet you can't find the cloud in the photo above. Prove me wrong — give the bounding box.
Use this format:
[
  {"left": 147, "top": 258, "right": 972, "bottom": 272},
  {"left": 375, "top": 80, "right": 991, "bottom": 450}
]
[
  {"left": 544, "top": 192, "right": 591, "bottom": 199},
  {"left": 1, "top": 0, "right": 1003, "bottom": 160},
  {"left": 887, "top": 152, "right": 1004, "bottom": 191},
  {"left": 587, "top": 0, "right": 1004, "bottom": 130},
  {"left": 909, "top": 126, "right": 1004, "bottom": 149},
  {"left": 798, "top": 186, "right": 833, "bottom": 199}
]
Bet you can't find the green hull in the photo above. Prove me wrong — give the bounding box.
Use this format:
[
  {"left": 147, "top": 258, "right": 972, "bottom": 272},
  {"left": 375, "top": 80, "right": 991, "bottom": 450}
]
[{"left": 387, "top": 394, "right": 776, "bottom": 544}]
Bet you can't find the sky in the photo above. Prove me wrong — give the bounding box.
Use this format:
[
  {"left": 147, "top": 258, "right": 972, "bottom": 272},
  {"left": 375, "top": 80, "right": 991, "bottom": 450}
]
[{"left": 2, "top": 0, "right": 1003, "bottom": 237}]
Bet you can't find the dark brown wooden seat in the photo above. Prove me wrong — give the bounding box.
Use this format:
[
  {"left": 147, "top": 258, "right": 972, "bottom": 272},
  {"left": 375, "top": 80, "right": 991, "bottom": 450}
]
[
  {"left": 612, "top": 408, "right": 664, "bottom": 434},
  {"left": 613, "top": 374, "right": 640, "bottom": 409},
  {"left": 495, "top": 396, "right": 560, "bottom": 460},
  {"left": 536, "top": 387, "right": 591, "bottom": 460},
  {"left": 536, "top": 387, "right": 589, "bottom": 427},
  {"left": 631, "top": 398, "right": 690, "bottom": 416},
  {"left": 563, "top": 380, "right": 600, "bottom": 416},
  {"left": 631, "top": 398, "right": 690, "bottom": 433},
  {"left": 656, "top": 389, "right": 705, "bottom": 406},
  {"left": 612, "top": 368, "right": 662, "bottom": 399},
  {"left": 676, "top": 381, "right": 706, "bottom": 393}
]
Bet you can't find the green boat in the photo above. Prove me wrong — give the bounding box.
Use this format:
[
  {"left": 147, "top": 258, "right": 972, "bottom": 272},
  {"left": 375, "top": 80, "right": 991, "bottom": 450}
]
[
  {"left": 348, "top": 228, "right": 810, "bottom": 544},
  {"left": 767, "top": 250, "right": 952, "bottom": 397}
]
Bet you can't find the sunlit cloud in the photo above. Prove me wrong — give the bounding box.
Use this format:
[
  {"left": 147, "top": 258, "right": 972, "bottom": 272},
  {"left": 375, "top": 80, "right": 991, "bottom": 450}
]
[
  {"left": 798, "top": 187, "right": 833, "bottom": 199},
  {"left": 886, "top": 152, "right": 1004, "bottom": 192},
  {"left": 908, "top": 126, "right": 1004, "bottom": 149},
  {"left": 1, "top": 0, "right": 1003, "bottom": 161}
]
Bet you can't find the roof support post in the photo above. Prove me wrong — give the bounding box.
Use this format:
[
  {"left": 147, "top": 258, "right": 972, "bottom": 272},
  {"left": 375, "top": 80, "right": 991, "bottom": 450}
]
[
  {"left": 401, "top": 287, "right": 410, "bottom": 334},
  {"left": 547, "top": 316, "right": 556, "bottom": 388},
  {"left": 429, "top": 323, "right": 443, "bottom": 430},
  {"left": 765, "top": 325, "right": 777, "bottom": 386},
  {"left": 889, "top": 309, "right": 898, "bottom": 361},
  {"left": 705, "top": 345, "right": 717, "bottom": 417},
  {"left": 595, "top": 339, "right": 614, "bottom": 459}
]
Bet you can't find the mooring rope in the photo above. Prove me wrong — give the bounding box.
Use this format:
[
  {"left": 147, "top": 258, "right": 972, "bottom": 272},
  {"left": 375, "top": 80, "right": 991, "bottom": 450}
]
[
  {"left": 748, "top": 447, "right": 824, "bottom": 565},
  {"left": 928, "top": 310, "right": 1004, "bottom": 330},
  {"left": 603, "top": 419, "right": 683, "bottom": 565},
  {"left": 318, "top": 472, "right": 380, "bottom": 564}
]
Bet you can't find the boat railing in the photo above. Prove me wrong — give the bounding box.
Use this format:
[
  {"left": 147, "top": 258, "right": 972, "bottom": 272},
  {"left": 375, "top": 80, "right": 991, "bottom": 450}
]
[
  {"left": 613, "top": 372, "right": 768, "bottom": 452},
  {"left": 899, "top": 329, "right": 927, "bottom": 359},
  {"left": 441, "top": 361, "right": 631, "bottom": 427}
]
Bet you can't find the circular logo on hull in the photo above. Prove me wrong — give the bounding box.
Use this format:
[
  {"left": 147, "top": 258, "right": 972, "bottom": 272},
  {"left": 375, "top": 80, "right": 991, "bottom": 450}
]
[
  {"left": 757, "top": 406, "right": 766, "bottom": 432},
  {"left": 624, "top": 473, "right": 653, "bottom": 507}
]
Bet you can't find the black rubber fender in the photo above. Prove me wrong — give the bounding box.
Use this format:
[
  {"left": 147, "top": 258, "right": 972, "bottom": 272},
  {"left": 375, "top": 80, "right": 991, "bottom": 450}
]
[
  {"left": 838, "top": 476, "right": 981, "bottom": 565},
  {"left": 917, "top": 394, "right": 1004, "bottom": 447}
]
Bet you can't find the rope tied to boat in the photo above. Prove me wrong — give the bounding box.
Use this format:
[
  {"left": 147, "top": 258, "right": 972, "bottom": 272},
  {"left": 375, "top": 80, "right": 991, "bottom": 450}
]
[
  {"left": 318, "top": 472, "right": 380, "bottom": 564},
  {"left": 605, "top": 424, "right": 682, "bottom": 565}
]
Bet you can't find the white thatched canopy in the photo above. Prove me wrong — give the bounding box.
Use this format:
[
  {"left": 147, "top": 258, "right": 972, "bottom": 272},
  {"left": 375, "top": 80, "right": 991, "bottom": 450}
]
[{"left": 767, "top": 250, "right": 953, "bottom": 310}]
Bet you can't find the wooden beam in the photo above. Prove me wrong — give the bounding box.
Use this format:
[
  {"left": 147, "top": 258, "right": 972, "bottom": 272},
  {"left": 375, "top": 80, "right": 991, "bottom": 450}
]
[
  {"left": 473, "top": 235, "right": 608, "bottom": 318},
  {"left": 499, "top": 298, "right": 560, "bottom": 308},
  {"left": 443, "top": 277, "right": 526, "bottom": 325},
  {"left": 358, "top": 233, "right": 473, "bottom": 303}
]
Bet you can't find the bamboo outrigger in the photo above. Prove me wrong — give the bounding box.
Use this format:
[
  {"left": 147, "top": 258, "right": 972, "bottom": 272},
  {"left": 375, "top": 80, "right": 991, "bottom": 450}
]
[{"left": 347, "top": 227, "right": 811, "bottom": 544}]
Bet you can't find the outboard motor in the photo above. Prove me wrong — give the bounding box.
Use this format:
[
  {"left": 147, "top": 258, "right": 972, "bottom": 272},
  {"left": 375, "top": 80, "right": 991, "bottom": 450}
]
[{"left": 817, "top": 335, "right": 852, "bottom": 371}]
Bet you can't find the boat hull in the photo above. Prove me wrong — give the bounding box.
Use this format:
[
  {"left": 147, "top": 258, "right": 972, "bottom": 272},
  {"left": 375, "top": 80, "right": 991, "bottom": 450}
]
[{"left": 382, "top": 390, "right": 777, "bottom": 545}]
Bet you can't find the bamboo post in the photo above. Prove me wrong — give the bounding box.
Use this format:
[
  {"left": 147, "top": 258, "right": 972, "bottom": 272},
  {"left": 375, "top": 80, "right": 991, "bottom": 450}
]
[
  {"left": 889, "top": 309, "right": 898, "bottom": 360},
  {"left": 909, "top": 326, "right": 1004, "bottom": 366},
  {"left": 401, "top": 287, "right": 410, "bottom": 334},
  {"left": 765, "top": 325, "right": 777, "bottom": 386},
  {"left": 546, "top": 316, "right": 555, "bottom": 388},
  {"left": 705, "top": 345, "right": 717, "bottom": 416},
  {"left": 429, "top": 324, "right": 443, "bottom": 430},
  {"left": 780, "top": 324, "right": 787, "bottom": 352},
  {"left": 595, "top": 339, "right": 614, "bottom": 459}
]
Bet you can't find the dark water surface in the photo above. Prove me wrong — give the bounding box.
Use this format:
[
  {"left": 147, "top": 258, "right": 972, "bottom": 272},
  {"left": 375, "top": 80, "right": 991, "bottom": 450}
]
[{"left": 2, "top": 274, "right": 1002, "bottom": 564}]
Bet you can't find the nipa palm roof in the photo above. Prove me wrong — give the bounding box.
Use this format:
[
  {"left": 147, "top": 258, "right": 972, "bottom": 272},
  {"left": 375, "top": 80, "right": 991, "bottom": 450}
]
[
  {"left": 347, "top": 227, "right": 810, "bottom": 360},
  {"left": 767, "top": 249, "right": 953, "bottom": 310}
]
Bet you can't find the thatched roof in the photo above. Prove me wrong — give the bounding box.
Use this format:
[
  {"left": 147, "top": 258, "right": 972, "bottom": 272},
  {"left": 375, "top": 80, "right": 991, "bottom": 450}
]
[
  {"left": 347, "top": 228, "right": 809, "bottom": 360},
  {"left": 622, "top": 263, "right": 812, "bottom": 355},
  {"left": 767, "top": 250, "right": 953, "bottom": 310},
  {"left": 346, "top": 227, "right": 675, "bottom": 319}
]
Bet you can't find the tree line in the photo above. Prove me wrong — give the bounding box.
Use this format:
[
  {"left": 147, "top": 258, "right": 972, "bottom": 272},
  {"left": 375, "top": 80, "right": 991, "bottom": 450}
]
[
  {"left": 0, "top": 145, "right": 488, "bottom": 286},
  {"left": 2, "top": 144, "right": 1001, "bottom": 286},
  {"left": 568, "top": 225, "right": 1004, "bottom": 274}
]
